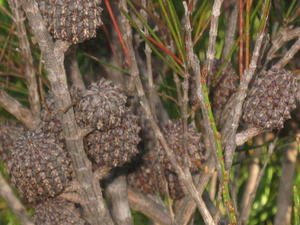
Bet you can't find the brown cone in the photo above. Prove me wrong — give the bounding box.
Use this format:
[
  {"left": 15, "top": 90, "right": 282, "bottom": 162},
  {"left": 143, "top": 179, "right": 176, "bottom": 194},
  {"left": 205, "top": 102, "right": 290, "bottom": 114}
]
[
  {"left": 84, "top": 111, "right": 140, "bottom": 169},
  {"left": 0, "top": 120, "right": 24, "bottom": 162},
  {"left": 8, "top": 131, "right": 72, "bottom": 204},
  {"left": 243, "top": 68, "right": 299, "bottom": 129},
  {"left": 37, "top": 0, "right": 102, "bottom": 44},
  {"left": 33, "top": 198, "right": 86, "bottom": 225}
]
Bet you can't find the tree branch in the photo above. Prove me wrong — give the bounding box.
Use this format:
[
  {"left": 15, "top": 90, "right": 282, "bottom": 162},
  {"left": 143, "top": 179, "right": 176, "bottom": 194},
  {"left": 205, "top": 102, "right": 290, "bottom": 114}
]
[
  {"left": 7, "top": 0, "right": 41, "bottom": 118},
  {"left": 205, "top": 0, "right": 224, "bottom": 84},
  {"left": 127, "top": 188, "right": 172, "bottom": 225},
  {"left": 65, "top": 49, "right": 86, "bottom": 90},
  {"left": 274, "top": 136, "right": 298, "bottom": 225},
  {"left": 105, "top": 175, "right": 134, "bottom": 225},
  {"left": 175, "top": 156, "right": 215, "bottom": 225},
  {"left": 222, "top": 3, "right": 238, "bottom": 61},
  {"left": 21, "top": 1, "right": 113, "bottom": 224},
  {"left": 0, "top": 173, "right": 34, "bottom": 225},
  {"left": 236, "top": 127, "right": 263, "bottom": 146},
  {"left": 221, "top": 29, "right": 266, "bottom": 169},
  {"left": 272, "top": 37, "right": 300, "bottom": 69},
  {"left": 238, "top": 138, "right": 277, "bottom": 225},
  {"left": 121, "top": 1, "right": 215, "bottom": 224},
  {"left": 266, "top": 27, "right": 300, "bottom": 61},
  {"left": 0, "top": 89, "right": 38, "bottom": 129}
]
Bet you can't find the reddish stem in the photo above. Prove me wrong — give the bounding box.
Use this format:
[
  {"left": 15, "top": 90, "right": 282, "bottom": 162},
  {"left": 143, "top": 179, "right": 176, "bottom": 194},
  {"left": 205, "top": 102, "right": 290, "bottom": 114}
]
[
  {"left": 239, "top": 0, "right": 244, "bottom": 78},
  {"left": 245, "top": 0, "right": 252, "bottom": 70},
  {"left": 104, "top": 0, "right": 130, "bottom": 65},
  {"left": 101, "top": 24, "right": 117, "bottom": 58},
  {"left": 146, "top": 35, "right": 183, "bottom": 66}
]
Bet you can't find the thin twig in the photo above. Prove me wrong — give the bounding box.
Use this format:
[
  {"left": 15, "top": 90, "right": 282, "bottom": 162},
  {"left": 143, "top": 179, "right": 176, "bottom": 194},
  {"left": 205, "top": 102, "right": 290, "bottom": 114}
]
[
  {"left": 127, "top": 188, "right": 172, "bottom": 225},
  {"left": 221, "top": 5, "right": 268, "bottom": 169},
  {"left": 0, "top": 173, "right": 34, "bottom": 225},
  {"left": 222, "top": 3, "right": 238, "bottom": 60},
  {"left": 236, "top": 127, "right": 263, "bottom": 146},
  {"left": 274, "top": 136, "right": 298, "bottom": 225},
  {"left": 272, "top": 37, "right": 300, "bottom": 69},
  {"left": 266, "top": 27, "right": 300, "bottom": 61},
  {"left": 238, "top": 138, "right": 277, "bottom": 225},
  {"left": 105, "top": 175, "right": 134, "bottom": 225},
  {"left": 184, "top": 2, "right": 237, "bottom": 223},
  {"left": 245, "top": 0, "right": 253, "bottom": 70},
  {"left": 175, "top": 156, "right": 215, "bottom": 225},
  {"left": 65, "top": 49, "right": 86, "bottom": 90},
  {"left": 20, "top": 1, "right": 114, "bottom": 225},
  {"left": 205, "top": 0, "right": 224, "bottom": 85},
  {"left": 239, "top": 0, "right": 244, "bottom": 78},
  {"left": 7, "top": 0, "right": 41, "bottom": 118},
  {"left": 0, "top": 89, "right": 38, "bottom": 129},
  {"left": 141, "top": 0, "right": 155, "bottom": 116},
  {"left": 121, "top": 1, "right": 215, "bottom": 224},
  {"left": 182, "top": 54, "right": 190, "bottom": 172},
  {"left": 239, "top": 136, "right": 264, "bottom": 225}
]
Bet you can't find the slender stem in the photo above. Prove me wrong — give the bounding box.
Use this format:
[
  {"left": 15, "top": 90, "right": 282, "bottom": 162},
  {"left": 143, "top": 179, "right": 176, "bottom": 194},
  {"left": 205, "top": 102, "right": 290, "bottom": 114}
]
[
  {"left": 141, "top": 0, "right": 155, "bottom": 117},
  {"left": 205, "top": 0, "right": 224, "bottom": 85},
  {"left": 175, "top": 156, "right": 215, "bottom": 225},
  {"left": 221, "top": 14, "right": 268, "bottom": 170},
  {"left": 183, "top": 2, "right": 237, "bottom": 223},
  {"left": 272, "top": 38, "right": 300, "bottom": 69},
  {"left": 121, "top": 1, "right": 215, "bottom": 224},
  {"left": 104, "top": 0, "right": 129, "bottom": 64},
  {"left": 238, "top": 138, "right": 277, "bottom": 225},
  {"left": 222, "top": 3, "right": 238, "bottom": 60},
  {"left": 0, "top": 89, "right": 38, "bottom": 129},
  {"left": 127, "top": 188, "right": 172, "bottom": 225},
  {"left": 0, "top": 173, "right": 34, "bottom": 225},
  {"left": 7, "top": 0, "right": 41, "bottom": 118},
  {"left": 266, "top": 27, "right": 300, "bottom": 61},
  {"left": 106, "top": 175, "right": 134, "bottom": 225},
  {"left": 245, "top": 0, "right": 253, "bottom": 70},
  {"left": 65, "top": 49, "right": 85, "bottom": 90},
  {"left": 239, "top": 136, "right": 263, "bottom": 225},
  {"left": 239, "top": 0, "right": 244, "bottom": 78},
  {"left": 274, "top": 139, "right": 298, "bottom": 225}
]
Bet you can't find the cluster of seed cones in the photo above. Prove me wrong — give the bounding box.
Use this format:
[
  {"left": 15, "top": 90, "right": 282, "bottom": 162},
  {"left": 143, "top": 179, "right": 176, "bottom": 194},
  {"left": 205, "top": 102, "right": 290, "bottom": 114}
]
[
  {"left": 208, "top": 61, "right": 299, "bottom": 131},
  {"left": 127, "top": 120, "right": 207, "bottom": 200},
  {"left": 0, "top": 64, "right": 298, "bottom": 223},
  {"left": 243, "top": 68, "right": 299, "bottom": 130},
  {"left": 0, "top": 78, "right": 140, "bottom": 224}
]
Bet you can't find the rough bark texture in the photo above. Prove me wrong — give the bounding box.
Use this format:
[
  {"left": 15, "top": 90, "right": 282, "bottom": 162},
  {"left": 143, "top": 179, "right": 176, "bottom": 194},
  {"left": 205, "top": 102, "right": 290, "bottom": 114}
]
[
  {"left": 21, "top": 1, "right": 114, "bottom": 224},
  {"left": 106, "top": 175, "right": 134, "bottom": 225},
  {"left": 0, "top": 89, "right": 38, "bottom": 129}
]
